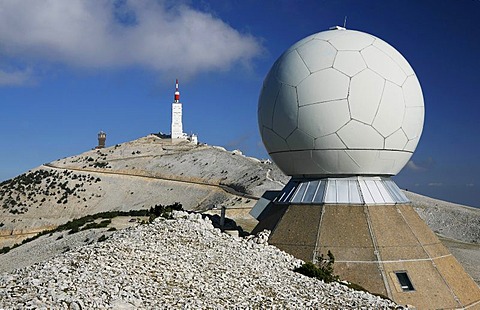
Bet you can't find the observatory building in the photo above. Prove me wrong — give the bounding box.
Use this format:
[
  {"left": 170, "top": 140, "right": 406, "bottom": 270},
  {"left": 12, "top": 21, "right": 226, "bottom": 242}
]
[
  {"left": 251, "top": 27, "right": 480, "bottom": 308},
  {"left": 170, "top": 79, "right": 198, "bottom": 144}
]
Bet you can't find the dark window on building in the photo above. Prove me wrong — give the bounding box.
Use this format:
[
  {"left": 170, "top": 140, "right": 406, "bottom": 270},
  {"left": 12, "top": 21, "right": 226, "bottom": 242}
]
[{"left": 395, "top": 271, "right": 415, "bottom": 291}]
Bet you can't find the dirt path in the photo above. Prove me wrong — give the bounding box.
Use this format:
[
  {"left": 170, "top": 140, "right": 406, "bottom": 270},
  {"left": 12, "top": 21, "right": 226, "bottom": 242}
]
[{"left": 43, "top": 163, "right": 259, "bottom": 200}]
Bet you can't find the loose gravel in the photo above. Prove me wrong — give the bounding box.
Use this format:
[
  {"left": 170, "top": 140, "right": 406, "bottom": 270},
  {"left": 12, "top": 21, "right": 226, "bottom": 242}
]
[{"left": 0, "top": 211, "right": 397, "bottom": 309}]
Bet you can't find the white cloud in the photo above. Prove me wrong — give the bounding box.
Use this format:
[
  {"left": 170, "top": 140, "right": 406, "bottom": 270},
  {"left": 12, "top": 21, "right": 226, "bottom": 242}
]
[
  {"left": 428, "top": 182, "right": 443, "bottom": 187},
  {"left": 0, "top": 0, "right": 263, "bottom": 83},
  {"left": 0, "top": 67, "right": 34, "bottom": 86},
  {"left": 406, "top": 160, "right": 424, "bottom": 171},
  {"left": 405, "top": 157, "right": 434, "bottom": 172},
  {"left": 0, "top": 68, "right": 33, "bottom": 86}
]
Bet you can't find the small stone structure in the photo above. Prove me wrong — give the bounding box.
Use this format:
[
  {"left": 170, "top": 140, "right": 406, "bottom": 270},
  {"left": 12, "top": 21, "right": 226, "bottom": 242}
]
[{"left": 96, "top": 131, "right": 106, "bottom": 149}]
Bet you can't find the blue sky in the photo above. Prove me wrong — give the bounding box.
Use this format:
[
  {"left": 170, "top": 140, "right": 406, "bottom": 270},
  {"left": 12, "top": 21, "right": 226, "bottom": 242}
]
[{"left": 1, "top": 1, "right": 479, "bottom": 208}]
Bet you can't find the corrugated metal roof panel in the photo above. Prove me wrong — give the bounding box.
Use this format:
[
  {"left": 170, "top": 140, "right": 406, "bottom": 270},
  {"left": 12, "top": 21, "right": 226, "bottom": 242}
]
[{"left": 272, "top": 177, "right": 409, "bottom": 205}]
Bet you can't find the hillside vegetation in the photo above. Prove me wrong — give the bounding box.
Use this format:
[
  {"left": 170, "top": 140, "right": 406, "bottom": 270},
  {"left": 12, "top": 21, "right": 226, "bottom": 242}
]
[{"left": 0, "top": 135, "right": 287, "bottom": 248}]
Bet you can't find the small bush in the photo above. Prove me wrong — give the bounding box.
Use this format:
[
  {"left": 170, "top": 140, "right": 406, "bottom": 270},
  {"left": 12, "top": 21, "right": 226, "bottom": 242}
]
[
  {"left": 294, "top": 251, "right": 338, "bottom": 283},
  {"left": 225, "top": 183, "right": 247, "bottom": 193},
  {"left": 98, "top": 235, "right": 107, "bottom": 242},
  {"left": 68, "top": 226, "right": 79, "bottom": 234},
  {"left": 82, "top": 219, "right": 111, "bottom": 230},
  {"left": 93, "top": 162, "right": 108, "bottom": 169},
  {"left": 148, "top": 202, "right": 183, "bottom": 222}
]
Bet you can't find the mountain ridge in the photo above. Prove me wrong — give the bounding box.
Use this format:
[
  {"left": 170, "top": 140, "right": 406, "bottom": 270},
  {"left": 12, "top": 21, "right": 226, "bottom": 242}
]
[
  {"left": 0, "top": 134, "right": 479, "bottom": 285},
  {"left": 0, "top": 135, "right": 287, "bottom": 248}
]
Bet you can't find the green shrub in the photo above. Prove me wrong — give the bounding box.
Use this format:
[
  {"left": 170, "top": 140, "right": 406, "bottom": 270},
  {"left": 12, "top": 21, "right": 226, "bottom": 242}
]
[
  {"left": 68, "top": 226, "right": 79, "bottom": 234},
  {"left": 148, "top": 202, "right": 183, "bottom": 222},
  {"left": 98, "top": 235, "right": 107, "bottom": 242},
  {"left": 225, "top": 183, "right": 247, "bottom": 193},
  {"left": 99, "top": 219, "right": 111, "bottom": 226},
  {"left": 82, "top": 219, "right": 111, "bottom": 230},
  {"left": 294, "top": 251, "right": 338, "bottom": 283},
  {"left": 93, "top": 162, "right": 108, "bottom": 168}
]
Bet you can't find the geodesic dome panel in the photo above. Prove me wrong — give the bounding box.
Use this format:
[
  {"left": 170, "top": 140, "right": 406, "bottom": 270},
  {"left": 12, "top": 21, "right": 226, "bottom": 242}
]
[{"left": 258, "top": 28, "right": 425, "bottom": 177}]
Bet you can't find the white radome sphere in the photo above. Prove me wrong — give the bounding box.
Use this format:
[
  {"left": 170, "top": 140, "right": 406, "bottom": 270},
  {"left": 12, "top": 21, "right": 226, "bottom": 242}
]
[{"left": 258, "top": 28, "right": 424, "bottom": 177}]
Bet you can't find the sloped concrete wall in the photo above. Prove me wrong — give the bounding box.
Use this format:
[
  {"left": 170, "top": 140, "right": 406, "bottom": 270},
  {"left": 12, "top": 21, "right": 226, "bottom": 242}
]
[
  {"left": 268, "top": 205, "right": 322, "bottom": 261},
  {"left": 261, "top": 203, "right": 480, "bottom": 309},
  {"left": 317, "top": 205, "right": 387, "bottom": 296}
]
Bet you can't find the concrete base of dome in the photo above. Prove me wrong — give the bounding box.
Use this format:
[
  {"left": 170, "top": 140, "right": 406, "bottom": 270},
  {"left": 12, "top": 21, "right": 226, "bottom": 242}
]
[{"left": 252, "top": 202, "right": 480, "bottom": 309}]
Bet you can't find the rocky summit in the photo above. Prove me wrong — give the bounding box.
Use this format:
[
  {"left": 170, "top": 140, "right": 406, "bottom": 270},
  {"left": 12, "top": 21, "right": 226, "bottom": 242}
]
[{"left": 0, "top": 211, "right": 397, "bottom": 309}]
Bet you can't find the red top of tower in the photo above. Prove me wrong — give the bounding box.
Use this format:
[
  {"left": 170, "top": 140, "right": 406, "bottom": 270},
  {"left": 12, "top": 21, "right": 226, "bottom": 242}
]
[{"left": 174, "top": 79, "right": 180, "bottom": 102}]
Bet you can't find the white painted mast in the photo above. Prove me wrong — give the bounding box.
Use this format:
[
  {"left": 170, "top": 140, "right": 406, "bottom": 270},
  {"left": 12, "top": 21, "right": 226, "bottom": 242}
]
[{"left": 171, "top": 79, "right": 183, "bottom": 139}]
